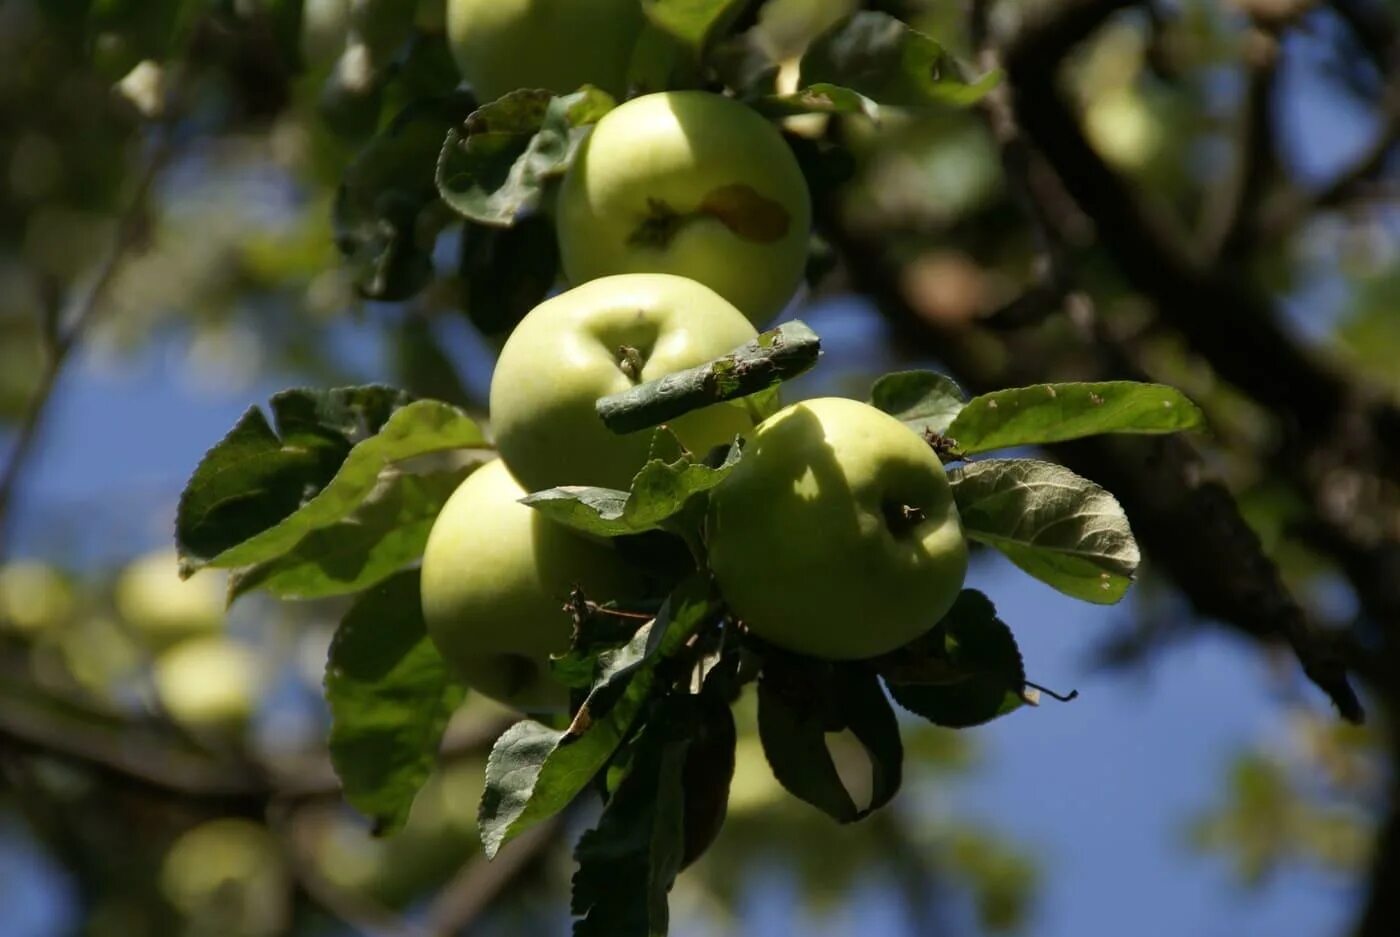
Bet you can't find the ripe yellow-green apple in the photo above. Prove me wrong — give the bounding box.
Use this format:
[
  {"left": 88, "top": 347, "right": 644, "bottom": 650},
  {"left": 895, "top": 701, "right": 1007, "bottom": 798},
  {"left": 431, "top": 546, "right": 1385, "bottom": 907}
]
[
  {"left": 154, "top": 636, "right": 263, "bottom": 731},
  {"left": 115, "top": 549, "right": 225, "bottom": 649},
  {"left": 707, "top": 397, "right": 968, "bottom": 660},
  {"left": 420, "top": 460, "right": 647, "bottom": 711},
  {"left": 489, "top": 274, "right": 760, "bottom": 493},
  {"left": 0, "top": 562, "right": 75, "bottom": 633},
  {"left": 556, "top": 91, "right": 812, "bottom": 325},
  {"left": 161, "top": 819, "right": 287, "bottom": 934},
  {"left": 446, "top": 0, "right": 643, "bottom": 101}
]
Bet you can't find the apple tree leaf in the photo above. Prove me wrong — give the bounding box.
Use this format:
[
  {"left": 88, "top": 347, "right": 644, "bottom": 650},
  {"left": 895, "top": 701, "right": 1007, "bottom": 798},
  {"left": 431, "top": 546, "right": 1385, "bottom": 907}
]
[
  {"left": 753, "top": 82, "right": 882, "bottom": 120},
  {"left": 595, "top": 320, "right": 820, "bottom": 435},
  {"left": 334, "top": 92, "right": 476, "bottom": 300},
  {"left": 178, "top": 396, "right": 485, "bottom": 575},
  {"left": 437, "top": 86, "right": 615, "bottom": 227},
  {"left": 799, "top": 12, "right": 999, "bottom": 110},
  {"left": 948, "top": 381, "right": 1206, "bottom": 454},
  {"left": 177, "top": 386, "right": 414, "bottom": 569},
  {"left": 869, "top": 369, "right": 968, "bottom": 437},
  {"left": 571, "top": 693, "right": 697, "bottom": 937},
  {"left": 950, "top": 459, "right": 1140, "bottom": 604},
  {"left": 227, "top": 467, "right": 476, "bottom": 603},
  {"left": 477, "top": 579, "right": 717, "bottom": 858},
  {"left": 325, "top": 570, "right": 467, "bottom": 835},
  {"left": 521, "top": 434, "right": 743, "bottom": 538},
  {"left": 756, "top": 654, "right": 903, "bottom": 823},
  {"left": 708, "top": 26, "right": 779, "bottom": 98},
  {"left": 880, "top": 589, "right": 1028, "bottom": 728},
  {"left": 458, "top": 214, "right": 559, "bottom": 337}
]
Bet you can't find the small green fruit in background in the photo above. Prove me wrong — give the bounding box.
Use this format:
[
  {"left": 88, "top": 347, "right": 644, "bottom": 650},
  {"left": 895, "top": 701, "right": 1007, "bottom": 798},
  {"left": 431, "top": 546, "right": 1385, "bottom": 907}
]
[
  {"left": 490, "top": 273, "right": 759, "bottom": 492},
  {"left": 446, "top": 0, "right": 644, "bottom": 101},
  {"left": 115, "top": 549, "right": 224, "bottom": 649},
  {"left": 161, "top": 819, "right": 288, "bottom": 937},
  {"left": 153, "top": 636, "right": 262, "bottom": 731},
  {"left": 557, "top": 91, "right": 813, "bottom": 326},
  {"left": 420, "top": 460, "right": 648, "bottom": 712},
  {"left": 0, "top": 562, "right": 75, "bottom": 633},
  {"left": 708, "top": 397, "right": 968, "bottom": 660}
]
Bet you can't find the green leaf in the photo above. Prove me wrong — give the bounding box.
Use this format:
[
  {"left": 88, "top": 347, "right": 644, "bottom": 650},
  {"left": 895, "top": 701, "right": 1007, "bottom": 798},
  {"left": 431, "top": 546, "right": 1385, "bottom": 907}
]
[
  {"left": 571, "top": 695, "right": 696, "bottom": 937},
  {"left": 678, "top": 679, "right": 737, "bottom": 869},
  {"left": 477, "top": 579, "right": 717, "bottom": 858},
  {"left": 756, "top": 655, "right": 903, "bottom": 823},
  {"left": 595, "top": 321, "right": 821, "bottom": 436},
  {"left": 325, "top": 570, "right": 467, "bottom": 835},
  {"left": 642, "top": 0, "right": 754, "bottom": 52},
  {"left": 947, "top": 382, "right": 1205, "bottom": 454},
  {"left": 177, "top": 386, "right": 413, "bottom": 570},
  {"left": 458, "top": 214, "right": 560, "bottom": 337},
  {"left": 800, "top": 12, "right": 999, "bottom": 109},
  {"left": 522, "top": 435, "right": 743, "bottom": 538},
  {"left": 437, "top": 86, "right": 615, "bottom": 226},
  {"left": 708, "top": 27, "right": 779, "bottom": 97},
  {"left": 881, "top": 590, "right": 1028, "bottom": 728},
  {"left": 227, "top": 467, "right": 474, "bottom": 603},
  {"left": 951, "top": 459, "right": 1140, "bottom": 603},
  {"left": 180, "top": 398, "right": 485, "bottom": 574},
  {"left": 754, "top": 82, "right": 882, "bottom": 120},
  {"left": 334, "top": 93, "right": 476, "bottom": 300},
  {"left": 869, "top": 370, "right": 968, "bottom": 437}
]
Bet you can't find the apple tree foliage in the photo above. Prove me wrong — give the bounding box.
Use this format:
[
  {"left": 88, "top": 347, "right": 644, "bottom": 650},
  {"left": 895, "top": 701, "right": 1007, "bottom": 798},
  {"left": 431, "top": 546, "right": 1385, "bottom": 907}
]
[{"left": 168, "top": 4, "right": 1206, "bottom": 935}]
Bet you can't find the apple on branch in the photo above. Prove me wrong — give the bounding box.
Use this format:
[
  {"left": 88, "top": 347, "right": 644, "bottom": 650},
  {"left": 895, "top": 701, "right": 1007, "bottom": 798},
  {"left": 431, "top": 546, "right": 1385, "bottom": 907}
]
[
  {"left": 707, "top": 397, "right": 969, "bottom": 660},
  {"left": 447, "top": 0, "right": 644, "bottom": 101},
  {"left": 490, "top": 273, "right": 761, "bottom": 493},
  {"left": 420, "top": 459, "right": 649, "bottom": 712},
  {"left": 557, "top": 91, "right": 813, "bottom": 326}
]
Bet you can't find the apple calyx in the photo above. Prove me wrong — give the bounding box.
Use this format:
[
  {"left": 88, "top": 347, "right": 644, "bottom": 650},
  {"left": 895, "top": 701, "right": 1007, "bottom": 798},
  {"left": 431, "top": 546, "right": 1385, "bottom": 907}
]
[
  {"left": 628, "top": 186, "right": 793, "bottom": 250},
  {"left": 882, "top": 501, "right": 928, "bottom": 537}
]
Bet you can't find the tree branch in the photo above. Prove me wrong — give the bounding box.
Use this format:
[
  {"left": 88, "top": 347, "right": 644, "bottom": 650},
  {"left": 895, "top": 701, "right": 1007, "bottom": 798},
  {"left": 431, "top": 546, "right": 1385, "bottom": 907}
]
[
  {"left": 1001, "top": 0, "right": 1370, "bottom": 441},
  {"left": 0, "top": 128, "right": 175, "bottom": 557}
]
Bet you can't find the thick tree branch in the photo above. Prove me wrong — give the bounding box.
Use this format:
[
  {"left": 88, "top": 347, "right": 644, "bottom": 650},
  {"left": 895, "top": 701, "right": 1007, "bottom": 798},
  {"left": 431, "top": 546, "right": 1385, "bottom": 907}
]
[
  {"left": 0, "top": 673, "right": 510, "bottom": 809},
  {"left": 1001, "top": 0, "right": 1368, "bottom": 441}
]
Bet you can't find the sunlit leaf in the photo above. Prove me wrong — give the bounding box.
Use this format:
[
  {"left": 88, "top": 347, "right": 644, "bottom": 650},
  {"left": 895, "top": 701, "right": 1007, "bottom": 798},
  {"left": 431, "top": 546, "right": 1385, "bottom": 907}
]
[
  {"left": 951, "top": 459, "right": 1139, "bottom": 603},
  {"left": 948, "top": 382, "right": 1204, "bottom": 454}
]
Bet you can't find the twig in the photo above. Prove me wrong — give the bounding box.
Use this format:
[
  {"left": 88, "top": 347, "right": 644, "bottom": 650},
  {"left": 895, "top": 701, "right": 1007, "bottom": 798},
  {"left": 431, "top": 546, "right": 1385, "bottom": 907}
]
[
  {"left": 1258, "top": 72, "right": 1400, "bottom": 239},
  {"left": 425, "top": 814, "right": 567, "bottom": 936},
  {"left": 969, "top": 0, "right": 1074, "bottom": 330},
  {"left": 269, "top": 799, "right": 426, "bottom": 937},
  {"left": 1201, "top": 27, "right": 1283, "bottom": 263},
  {"left": 0, "top": 127, "right": 176, "bottom": 557},
  {"left": 0, "top": 672, "right": 510, "bottom": 806}
]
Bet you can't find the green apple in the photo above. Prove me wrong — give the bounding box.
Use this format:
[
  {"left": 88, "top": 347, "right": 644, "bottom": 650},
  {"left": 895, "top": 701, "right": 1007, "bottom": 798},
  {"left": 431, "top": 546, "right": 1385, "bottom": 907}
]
[
  {"left": 490, "top": 273, "right": 760, "bottom": 493},
  {"left": 153, "top": 636, "right": 262, "bottom": 731},
  {"left": 161, "top": 819, "right": 287, "bottom": 936},
  {"left": 420, "top": 459, "right": 648, "bottom": 711},
  {"left": 556, "top": 91, "right": 813, "bottom": 326},
  {"left": 707, "top": 397, "right": 968, "bottom": 660},
  {"left": 115, "top": 549, "right": 225, "bottom": 649},
  {"left": 0, "top": 562, "right": 74, "bottom": 633},
  {"left": 446, "top": 0, "right": 644, "bottom": 101}
]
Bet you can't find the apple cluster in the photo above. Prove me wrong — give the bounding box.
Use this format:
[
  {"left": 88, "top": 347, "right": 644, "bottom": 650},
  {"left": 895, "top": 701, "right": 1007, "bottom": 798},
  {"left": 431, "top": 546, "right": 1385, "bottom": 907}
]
[{"left": 421, "top": 0, "right": 969, "bottom": 711}]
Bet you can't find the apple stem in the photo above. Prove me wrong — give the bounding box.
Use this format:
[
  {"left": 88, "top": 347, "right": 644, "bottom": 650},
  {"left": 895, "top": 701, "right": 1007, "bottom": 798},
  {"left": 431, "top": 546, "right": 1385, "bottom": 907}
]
[
  {"left": 617, "top": 345, "right": 645, "bottom": 382},
  {"left": 1024, "top": 680, "right": 1079, "bottom": 703}
]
